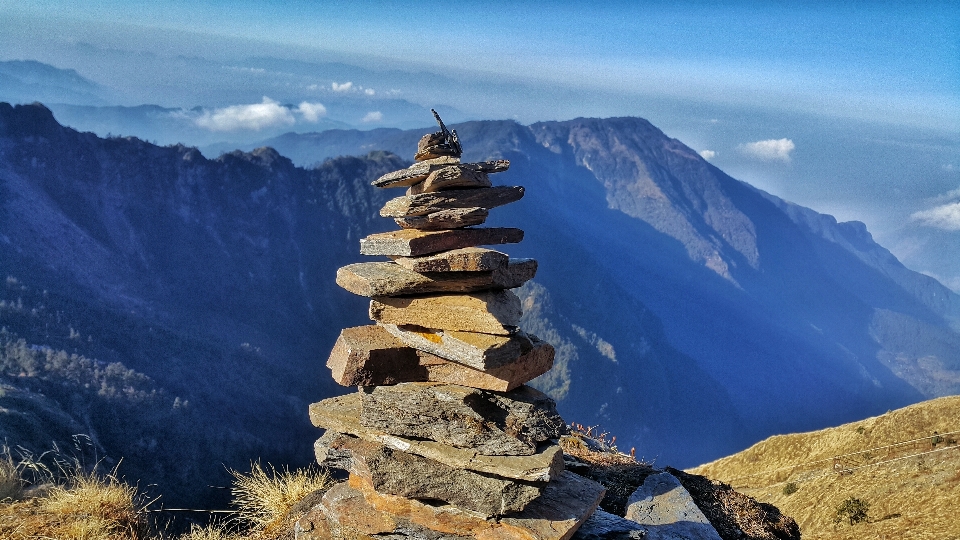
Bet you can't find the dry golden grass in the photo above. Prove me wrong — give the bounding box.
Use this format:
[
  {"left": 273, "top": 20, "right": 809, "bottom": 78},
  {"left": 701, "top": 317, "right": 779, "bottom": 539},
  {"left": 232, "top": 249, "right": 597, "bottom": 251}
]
[
  {"left": 176, "top": 522, "right": 246, "bottom": 540},
  {"left": 0, "top": 449, "right": 331, "bottom": 540},
  {"left": 0, "top": 453, "right": 22, "bottom": 502},
  {"left": 0, "top": 467, "right": 147, "bottom": 540},
  {"left": 689, "top": 396, "right": 960, "bottom": 540},
  {"left": 228, "top": 461, "right": 331, "bottom": 537}
]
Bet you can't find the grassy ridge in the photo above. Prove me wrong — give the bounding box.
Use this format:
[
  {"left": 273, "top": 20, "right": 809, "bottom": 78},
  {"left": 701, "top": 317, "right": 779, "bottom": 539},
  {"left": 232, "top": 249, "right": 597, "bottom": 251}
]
[{"left": 689, "top": 396, "right": 960, "bottom": 540}]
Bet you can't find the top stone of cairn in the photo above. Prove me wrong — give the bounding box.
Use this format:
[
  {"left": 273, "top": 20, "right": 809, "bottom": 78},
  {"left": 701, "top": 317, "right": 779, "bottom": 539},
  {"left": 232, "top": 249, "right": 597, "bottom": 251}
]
[{"left": 415, "top": 109, "right": 463, "bottom": 162}]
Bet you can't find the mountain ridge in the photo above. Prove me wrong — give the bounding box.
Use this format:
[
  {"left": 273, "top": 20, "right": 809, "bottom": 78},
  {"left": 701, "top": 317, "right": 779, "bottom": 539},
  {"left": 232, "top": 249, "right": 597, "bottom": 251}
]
[{"left": 2, "top": 102, "right": 958, "bottom": 505}]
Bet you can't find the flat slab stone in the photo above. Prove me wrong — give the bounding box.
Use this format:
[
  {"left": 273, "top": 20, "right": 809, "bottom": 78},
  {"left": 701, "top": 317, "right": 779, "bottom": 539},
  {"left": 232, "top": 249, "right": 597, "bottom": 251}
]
[
  {"left": 370, "top": 290, "right": 522, "bottom": 335},
  {"left": 336, "top": 435, "right": 543, "bottom": 517},
  {"left": 571, "top": 509, "right": 648, "bottom": 540},
  {"left": 336, "top": 259, "right": 537, "bottom": 297},
  {"left": 296, "top": 482, "right": 473, "bottom": 540},
  {"left": 349, "top": 470, "right": 605, "bottom": 540},
  {"left": 325, "top": 325, "right": 555, "bottom": 391},
  {"left": 395, "top": 207, "right": 488, "bottom": 230},
  {"left": 372, "top": 156, "right": 461, "bottom": 188},
  {"left": 392, "top": 247, "right": 510, "bottom": 272},
  {"left": 383, "top": 324, "right": 537, "bottom": 370},
  {"left": 359, "top": 383, "right": 566, "bottom": 456},
  {"left": 309, "top": 393, "right": 564, "bottom": 481},
  {"left": 624, "top": 472, "right": 722, "bottom": 540},
  {"left": 408, "top": 165, "right": 492, "bottom": 195},
  {"left": 380, "top": 186, "right": 524, "bottom": 218},
  {"left": 360, "top": 227, "right": 524, "bottom": 257}
]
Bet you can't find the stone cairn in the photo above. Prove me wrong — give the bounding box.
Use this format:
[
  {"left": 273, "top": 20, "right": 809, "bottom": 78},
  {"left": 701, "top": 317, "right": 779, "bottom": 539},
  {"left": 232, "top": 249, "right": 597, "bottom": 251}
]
[{"left": 303, "top": 111, "right": 607, "bottom": 540}]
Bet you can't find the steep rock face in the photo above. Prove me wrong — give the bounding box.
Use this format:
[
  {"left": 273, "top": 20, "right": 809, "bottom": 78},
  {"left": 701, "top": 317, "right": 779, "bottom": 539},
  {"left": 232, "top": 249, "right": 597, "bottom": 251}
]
[{"left": 531, "top": 118, "right": 758, "bottom": 281}]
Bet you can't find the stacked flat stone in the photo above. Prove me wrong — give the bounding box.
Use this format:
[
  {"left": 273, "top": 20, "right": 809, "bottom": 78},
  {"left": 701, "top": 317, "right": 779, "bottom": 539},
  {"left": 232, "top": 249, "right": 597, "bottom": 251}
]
[{"left": 306, "top": 112, "right": 606, "bottom": 540}]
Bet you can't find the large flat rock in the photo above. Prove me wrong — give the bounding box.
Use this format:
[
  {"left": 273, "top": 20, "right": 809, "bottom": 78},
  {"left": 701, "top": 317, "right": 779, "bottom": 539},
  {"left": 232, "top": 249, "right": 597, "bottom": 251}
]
[
  {"left": 392, "top": 247, "right": 510, "bottom": 272},
  {"left": 395, "top": 207, "right": 488, "bottom": 230},
  {"left": 408, "top": 165, "right": 492, "bottom": 195},
  {"left": 624, "top": 472, "right": 722, "bottom": 540},
  {"left": 373, "top": 160, "right": 509, "bottom": 189},
  {"left": 336, "top": 259, "right": 537, "bottom": 297},
  {"left": 370, "top": 290, "right": 522, "bottom": 335},
  {"left": 359, "top": 383, "right": 566, "bottom": 456},
  {"left": 380, "top": 186, "right": 524, "bottom": 218},
  {"left": 325, "top": 325, "right": 555, "bottom": 391},
  {"left": 360, "top": 227, "right": 524, "bottom": 257},
  {"left": 383, "top": 324, "right": 536, "bottom": 370},
  {"left": 309, "top": 393, "right": 564, "bottom": 481},
  {"left": 348, "top": 470, "right": 605, "bottom": 540},
  {"left": 336, "top": 435, "right": 543, "bottom": 517},
  {"left": 372, "top": 156, "right": 462, "bottom": 188},
  {"left": 295, "top": 481, "right": 473, "bottom": 540}
]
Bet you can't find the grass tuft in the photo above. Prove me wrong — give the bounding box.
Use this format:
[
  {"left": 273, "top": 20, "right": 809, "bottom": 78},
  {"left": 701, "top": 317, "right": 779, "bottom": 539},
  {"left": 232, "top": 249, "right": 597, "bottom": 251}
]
[
  {"left": 177, "top": 522, "right": 245, "bottom": 540},
  {"left": 228, "top": 461, "right": 330, "bottom": 534}
]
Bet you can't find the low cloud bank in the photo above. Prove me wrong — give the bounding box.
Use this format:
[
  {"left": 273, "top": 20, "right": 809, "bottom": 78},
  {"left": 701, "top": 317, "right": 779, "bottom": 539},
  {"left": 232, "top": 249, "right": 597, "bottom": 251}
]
[
  {"left": 191, "top": 98, "right": 327, "bottom": 131},
  {"left": 738, "top": 138, "right": 795, "bottom": 162}
]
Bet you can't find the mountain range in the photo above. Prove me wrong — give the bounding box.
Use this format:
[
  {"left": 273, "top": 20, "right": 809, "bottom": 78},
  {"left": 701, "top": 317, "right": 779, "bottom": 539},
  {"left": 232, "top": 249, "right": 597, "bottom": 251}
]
[{"left": 2, "top": 101, "right": 958, "bottom": 506}]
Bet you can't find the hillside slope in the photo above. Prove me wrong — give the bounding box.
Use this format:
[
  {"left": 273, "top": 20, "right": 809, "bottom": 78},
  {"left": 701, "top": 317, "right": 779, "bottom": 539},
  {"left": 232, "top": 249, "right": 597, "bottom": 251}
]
[{"left": 689, "top": 396, "right": 960, "bottom": 540}]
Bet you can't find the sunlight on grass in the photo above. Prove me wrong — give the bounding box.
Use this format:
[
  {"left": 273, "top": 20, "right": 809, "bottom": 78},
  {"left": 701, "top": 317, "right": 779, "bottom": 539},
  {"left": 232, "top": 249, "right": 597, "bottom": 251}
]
[{"left": 228, "top": 461, "right": 331, "bottom": 534}]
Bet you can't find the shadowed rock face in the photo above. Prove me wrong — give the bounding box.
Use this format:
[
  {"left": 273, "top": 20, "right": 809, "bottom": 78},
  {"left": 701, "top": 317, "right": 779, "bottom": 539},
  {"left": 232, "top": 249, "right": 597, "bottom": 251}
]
[{"left": 3, "top": 103, "right": 960, "bottom": 508}]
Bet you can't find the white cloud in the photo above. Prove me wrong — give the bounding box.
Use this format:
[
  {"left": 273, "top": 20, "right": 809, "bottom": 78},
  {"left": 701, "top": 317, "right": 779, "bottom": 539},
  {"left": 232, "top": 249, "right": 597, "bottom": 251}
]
[
  {"left": 297, "top": 101, "right": 327, "bottom": 122},
  {"left": 738, "top": 138, "right": 795, "bottom": 162},
  {"left": 364, "top": 88, "right": 375, "bottom": 96},
  {"left": 194, "top": 97, "right": 295, "bottom": 132},
  {"left": 699, "top": 150, "right": 716, "bottom": 160},
  {"left": 911, "top": 202, "right": 960, "bottom": 231},
  {"left": 362, "top": 111, "right": 383, "bottom": 123},
  {"left": 930, "top": 186, "right": 960, "bottom": 204},
  {"left": 332, "top": 81, "right": 353, "bottom": 92}
]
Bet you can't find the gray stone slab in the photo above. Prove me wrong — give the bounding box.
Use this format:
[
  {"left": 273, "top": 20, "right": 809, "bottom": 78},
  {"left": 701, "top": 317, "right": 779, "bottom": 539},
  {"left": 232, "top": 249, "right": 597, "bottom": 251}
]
[
  {"left": 359, "top": 227, "right": 523, "bottom": 257},
  {"left": 395, "top": 207, "right": 488, "bottom": 230},
  {"left": 335, "top": 258, "right": 536, "bottom": 297},
  {"left": 359, "top": 382, "right": 566, "bottom": 456},
  {"left": 340, "top": 435, "right": 544, "bottom": 517},
  {"left": 380, "top": 186, "right": 524, "bottom": 218},
  {"left": 572, "top": 509, "right": 648, "bottom": 540},
  {"left": 309, "top": 394, "right": 565, "bottom": 482},
  {"left": 372, "top": 156, "right": 461, "bottom": 188},
  {"left": 408, "top": 165, "right": 492, "bottom": 195},
  {"left": 624, "top": 472, "right": 722, "bottom": 540}
]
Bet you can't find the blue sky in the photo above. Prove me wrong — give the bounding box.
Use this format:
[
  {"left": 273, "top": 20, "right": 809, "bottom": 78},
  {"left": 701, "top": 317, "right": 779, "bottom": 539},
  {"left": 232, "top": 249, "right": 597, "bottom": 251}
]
[
  {"left": 5, "top": 0, "right": 958, "bottom": 128},
  {"left": 2, "top": 0, "right": 960, "bottom": 288}
]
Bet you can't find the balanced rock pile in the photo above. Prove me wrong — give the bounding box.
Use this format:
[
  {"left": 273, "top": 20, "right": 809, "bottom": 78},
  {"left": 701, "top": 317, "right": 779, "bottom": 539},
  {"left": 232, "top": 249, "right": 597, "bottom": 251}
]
[{"left": 303, "top": 112, "right": 607, "bottom": 540}]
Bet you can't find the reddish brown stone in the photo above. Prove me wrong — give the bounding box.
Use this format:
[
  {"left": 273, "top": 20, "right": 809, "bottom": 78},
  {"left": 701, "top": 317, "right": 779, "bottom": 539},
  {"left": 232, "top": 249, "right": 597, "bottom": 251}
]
[
  {"left": 349, "top": 470, "right": 606, "bottom": 540},
  {"left": 325, "top": 325, "right": 554, "bottom": 391}
]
